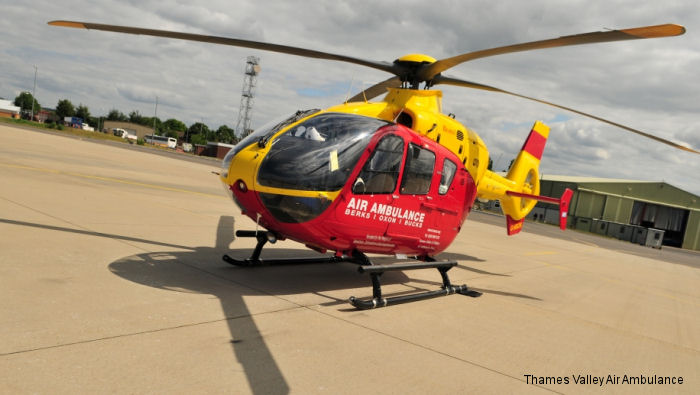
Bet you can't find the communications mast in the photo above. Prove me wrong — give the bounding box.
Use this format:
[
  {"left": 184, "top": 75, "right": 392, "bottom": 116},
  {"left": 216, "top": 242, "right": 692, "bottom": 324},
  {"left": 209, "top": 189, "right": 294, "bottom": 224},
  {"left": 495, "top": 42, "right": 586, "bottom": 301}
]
[{"left": 235, "top": 56, "right": 260, "bottom": 138}]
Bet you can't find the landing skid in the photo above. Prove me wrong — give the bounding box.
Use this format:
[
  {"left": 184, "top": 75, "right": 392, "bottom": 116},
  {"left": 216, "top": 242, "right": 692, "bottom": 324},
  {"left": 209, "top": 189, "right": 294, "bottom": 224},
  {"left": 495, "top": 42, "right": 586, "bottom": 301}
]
[
  {"left": 222, "top": 230, "right": 341, "bottom": 266},
  {"left": 349, "top": 258, "right": 482, "bottom": 310},
  {"left": 223, "top": 230, "right": 482, "bottom": 309}
]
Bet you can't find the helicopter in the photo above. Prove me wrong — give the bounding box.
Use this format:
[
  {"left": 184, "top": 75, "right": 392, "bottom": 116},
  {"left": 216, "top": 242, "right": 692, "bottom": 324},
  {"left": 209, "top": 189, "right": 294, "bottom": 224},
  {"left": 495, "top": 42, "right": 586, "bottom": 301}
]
[{"left": 49, "top": 21, "right": 694, "bottom": 309}]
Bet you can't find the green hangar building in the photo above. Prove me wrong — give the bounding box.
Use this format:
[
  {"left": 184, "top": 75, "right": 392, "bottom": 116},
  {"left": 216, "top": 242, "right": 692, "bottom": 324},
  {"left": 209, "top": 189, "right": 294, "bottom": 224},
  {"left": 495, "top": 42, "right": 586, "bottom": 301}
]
[{"left": 528, "top": 176, "right": 700, "bottom": 251}]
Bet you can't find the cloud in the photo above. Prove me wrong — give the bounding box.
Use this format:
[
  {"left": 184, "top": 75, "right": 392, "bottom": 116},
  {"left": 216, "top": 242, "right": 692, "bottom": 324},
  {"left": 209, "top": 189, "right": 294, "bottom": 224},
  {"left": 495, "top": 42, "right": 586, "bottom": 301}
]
[{"left": 1, "top": 0, "right": 698, "bottom": 195}]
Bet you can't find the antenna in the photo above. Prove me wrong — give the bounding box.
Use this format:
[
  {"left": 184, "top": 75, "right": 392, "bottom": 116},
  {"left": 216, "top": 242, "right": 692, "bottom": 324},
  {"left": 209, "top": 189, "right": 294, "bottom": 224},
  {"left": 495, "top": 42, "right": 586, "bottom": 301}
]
[
  {"left": 344, "top": 75, "right": 355, "bottom": 104},
  {"left": 235, "top": 56, "right": 260, "bottom": 138}
]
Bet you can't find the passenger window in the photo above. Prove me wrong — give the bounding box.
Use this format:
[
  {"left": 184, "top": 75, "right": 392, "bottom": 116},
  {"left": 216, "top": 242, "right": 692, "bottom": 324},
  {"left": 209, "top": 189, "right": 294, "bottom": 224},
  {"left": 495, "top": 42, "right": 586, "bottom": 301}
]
[
  {"left": 353, "top": 135, "right": 404, "bottom": 194},
  {"left": 439, "top": 159, "right": 457, "bottom": 195},
  {"left": 400, "top": 144, "right": 435, "bottom": 195}
]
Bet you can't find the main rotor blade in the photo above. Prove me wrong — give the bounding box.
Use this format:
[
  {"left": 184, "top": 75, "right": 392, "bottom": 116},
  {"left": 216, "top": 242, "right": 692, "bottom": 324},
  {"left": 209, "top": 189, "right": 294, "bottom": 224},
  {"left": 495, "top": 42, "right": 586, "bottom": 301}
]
[
  {"left": 433, "top": 75, "right": 698, "bottom": 154},
  {"left": 48, "top": 20, "right": 396, "bottom": 75},
  {"left": 421, "top": 24, "right": 685, "bottom": 81},
  {"left": 347, "top": 77, "right": 401, "bottom": 102}
]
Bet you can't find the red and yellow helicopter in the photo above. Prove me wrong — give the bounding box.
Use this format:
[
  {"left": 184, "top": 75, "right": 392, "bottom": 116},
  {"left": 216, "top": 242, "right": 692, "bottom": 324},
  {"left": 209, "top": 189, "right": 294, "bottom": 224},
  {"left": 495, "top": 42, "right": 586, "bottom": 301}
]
[{"left": 50, "top": 21, "right": 694, "bottom": 308}]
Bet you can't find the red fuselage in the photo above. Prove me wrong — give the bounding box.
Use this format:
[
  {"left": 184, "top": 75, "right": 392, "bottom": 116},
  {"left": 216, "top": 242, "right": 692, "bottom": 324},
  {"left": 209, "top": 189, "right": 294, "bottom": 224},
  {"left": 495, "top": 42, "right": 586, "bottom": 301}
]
[{"left": 225, "top": 113, "right": 477, "bottom": 257}]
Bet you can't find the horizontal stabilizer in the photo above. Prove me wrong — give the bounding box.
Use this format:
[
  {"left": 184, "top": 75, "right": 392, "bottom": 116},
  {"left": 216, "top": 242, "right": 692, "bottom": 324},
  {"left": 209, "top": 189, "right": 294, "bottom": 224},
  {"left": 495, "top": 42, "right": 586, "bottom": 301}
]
[{"left": 504, "top": 188, "right": 574, "bottom": 234}]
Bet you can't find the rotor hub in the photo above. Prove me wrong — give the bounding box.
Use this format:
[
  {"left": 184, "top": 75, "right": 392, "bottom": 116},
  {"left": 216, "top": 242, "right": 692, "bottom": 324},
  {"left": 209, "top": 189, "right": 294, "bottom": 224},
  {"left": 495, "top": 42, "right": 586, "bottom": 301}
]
[{"left": 393, "top": 54, "right": 438, "bottom": 89}]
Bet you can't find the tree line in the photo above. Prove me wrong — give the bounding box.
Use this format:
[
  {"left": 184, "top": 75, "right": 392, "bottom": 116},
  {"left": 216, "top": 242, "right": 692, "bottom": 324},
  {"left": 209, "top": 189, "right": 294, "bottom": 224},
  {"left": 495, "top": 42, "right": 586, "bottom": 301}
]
[{"left": 12, "top": 91, "right": 241, "bottom": 145}]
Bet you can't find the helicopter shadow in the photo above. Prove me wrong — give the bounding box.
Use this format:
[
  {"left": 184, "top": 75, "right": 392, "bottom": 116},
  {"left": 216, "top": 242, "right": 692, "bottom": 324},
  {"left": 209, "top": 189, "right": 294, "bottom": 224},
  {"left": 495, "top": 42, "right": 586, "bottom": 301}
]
[
  {"left": 422, "top": 252, "right": 542, "bottom": 301},
  {"left": 107, "top": 215, "right": 412, "bottom": 394},
  {"left": 436, "top": 252, "right": 511, "bottom": 277},
  {"left": 1, "top": 216, "right": 535, "bottom": 392}
]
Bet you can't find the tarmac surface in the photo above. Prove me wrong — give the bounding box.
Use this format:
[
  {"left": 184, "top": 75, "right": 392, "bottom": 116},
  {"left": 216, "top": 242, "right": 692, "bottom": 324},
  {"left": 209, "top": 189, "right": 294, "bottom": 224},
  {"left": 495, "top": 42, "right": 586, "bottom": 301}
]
[{"left": 1, "top": 123, "right": 699, "bottom": 394}]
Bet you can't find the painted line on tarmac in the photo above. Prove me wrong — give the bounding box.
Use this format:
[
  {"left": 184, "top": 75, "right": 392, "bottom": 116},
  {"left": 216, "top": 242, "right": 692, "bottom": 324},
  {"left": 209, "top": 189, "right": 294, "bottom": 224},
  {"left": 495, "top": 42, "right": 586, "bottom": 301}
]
[
  {"left": 0, "top": 162, "right": 225, "bottom": 198},
  {"left": 523, "top": 251, "right": 558, "bottom": 256},
  {"left": 532, "top": 257, "right": 700, "bottom": 308},
  {"left": 572, "top": 236, "right": 599, "bottom": 248}
]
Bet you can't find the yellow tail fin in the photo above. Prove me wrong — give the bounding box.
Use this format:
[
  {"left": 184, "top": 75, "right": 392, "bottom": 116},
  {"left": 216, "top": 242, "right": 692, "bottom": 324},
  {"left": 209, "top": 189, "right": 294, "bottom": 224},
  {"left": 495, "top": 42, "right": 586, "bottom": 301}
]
[
  {"left": 477, "top": 121, "right": 572, "bottom": 235},
  {"left": 500, "top": 120, "right": 549, "bottom": 222}
]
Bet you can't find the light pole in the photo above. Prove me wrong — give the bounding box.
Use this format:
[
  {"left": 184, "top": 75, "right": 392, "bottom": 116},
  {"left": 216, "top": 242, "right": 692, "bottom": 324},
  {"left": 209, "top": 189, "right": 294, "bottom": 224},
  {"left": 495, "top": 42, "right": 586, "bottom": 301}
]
[
  {"left": 152, "top": 95, "right": 158, "bottom": 144},
  {"left": 31, "top": 65, "right": 37, "bottom": 121}
]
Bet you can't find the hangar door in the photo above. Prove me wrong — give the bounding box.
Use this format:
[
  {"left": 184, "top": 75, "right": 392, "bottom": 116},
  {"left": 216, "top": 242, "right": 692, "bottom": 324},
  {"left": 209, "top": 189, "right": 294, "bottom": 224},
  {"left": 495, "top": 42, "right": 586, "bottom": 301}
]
[
  {"left": 630, "top": 201, "right": 689, "bottom": 248},
  {"left": 574, "top": 191, "right": 605, "bottom": 219}
]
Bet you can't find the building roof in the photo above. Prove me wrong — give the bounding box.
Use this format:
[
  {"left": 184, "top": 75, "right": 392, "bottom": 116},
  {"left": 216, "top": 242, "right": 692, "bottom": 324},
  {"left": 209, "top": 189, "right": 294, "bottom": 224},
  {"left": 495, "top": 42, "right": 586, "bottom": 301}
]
[
  {"left": 206, "top": 142, "right": 236, "bottom": 148},
  {"left": 541, "top": 174, "right": 647, "bottom": 184},
  {"left": 0, "top": 99, "right": 20, "bottom": 114},
  {"left": 541, "top": 175, "right": 699, "bottom": 210}
]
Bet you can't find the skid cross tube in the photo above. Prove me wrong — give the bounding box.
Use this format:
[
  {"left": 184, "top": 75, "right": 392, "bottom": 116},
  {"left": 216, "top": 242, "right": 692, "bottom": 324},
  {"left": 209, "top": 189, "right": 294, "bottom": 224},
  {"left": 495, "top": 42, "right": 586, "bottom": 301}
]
[
  {"left": 222, "top": 230, "right": 341, "bottom": 266},
  {"left": 349, "top": 258, "right": 481, "bottom": 309}
]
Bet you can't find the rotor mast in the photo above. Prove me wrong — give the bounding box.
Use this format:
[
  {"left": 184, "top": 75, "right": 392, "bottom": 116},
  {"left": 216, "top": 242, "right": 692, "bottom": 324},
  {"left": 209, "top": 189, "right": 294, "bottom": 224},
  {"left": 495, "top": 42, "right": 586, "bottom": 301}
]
[{"left": 235, "top": 56, "right": 260, "bottom": 138}]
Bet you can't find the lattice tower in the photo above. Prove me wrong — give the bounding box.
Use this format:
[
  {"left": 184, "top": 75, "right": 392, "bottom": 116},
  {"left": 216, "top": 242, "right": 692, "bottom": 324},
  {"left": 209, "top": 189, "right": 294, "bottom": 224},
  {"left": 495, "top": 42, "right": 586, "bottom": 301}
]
[{"left": 235, "top": 56, "right": 260, "bottom": 137}]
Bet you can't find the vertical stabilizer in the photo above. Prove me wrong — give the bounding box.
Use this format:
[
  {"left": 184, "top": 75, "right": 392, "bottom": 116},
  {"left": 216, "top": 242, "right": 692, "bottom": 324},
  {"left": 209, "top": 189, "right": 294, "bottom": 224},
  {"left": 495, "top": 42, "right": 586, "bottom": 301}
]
[
  {"left": 475, "top": 121, "right": 572, "bottom": 235},
  {"left": 500, "top": 121, "right": 550, "bottom": 223}
]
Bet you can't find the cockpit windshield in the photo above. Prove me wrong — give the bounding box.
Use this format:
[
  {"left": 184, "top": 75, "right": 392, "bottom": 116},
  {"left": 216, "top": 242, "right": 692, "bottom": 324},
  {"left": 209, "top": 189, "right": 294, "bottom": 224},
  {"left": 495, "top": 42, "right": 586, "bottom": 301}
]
[
  {"left": 221, "top": 109, "right": 320, "bottom": 176},
  {"left": 258, "top": 113, "right": 390, "bottom": 191}
]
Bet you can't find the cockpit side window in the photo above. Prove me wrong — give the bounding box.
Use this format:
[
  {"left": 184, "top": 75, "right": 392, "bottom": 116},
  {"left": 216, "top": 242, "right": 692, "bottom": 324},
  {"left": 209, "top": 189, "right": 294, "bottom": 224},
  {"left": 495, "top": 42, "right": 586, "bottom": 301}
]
[
  {"left": 439, "top": 159, "right": 457, "bottom": 195},
  {"left": 400, "top": 144, "right": 435, "bottom": 195},
  {"left": 353, "top": 135, "right": 404, "bottom": 194}
]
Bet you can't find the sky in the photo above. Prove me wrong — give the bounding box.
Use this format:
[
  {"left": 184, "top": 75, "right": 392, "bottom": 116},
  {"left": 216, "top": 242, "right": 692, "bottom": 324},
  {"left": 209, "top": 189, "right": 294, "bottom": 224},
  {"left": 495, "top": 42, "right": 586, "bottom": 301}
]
[{"left": 1, "top": 0, "right": 699, "bottom": 195}]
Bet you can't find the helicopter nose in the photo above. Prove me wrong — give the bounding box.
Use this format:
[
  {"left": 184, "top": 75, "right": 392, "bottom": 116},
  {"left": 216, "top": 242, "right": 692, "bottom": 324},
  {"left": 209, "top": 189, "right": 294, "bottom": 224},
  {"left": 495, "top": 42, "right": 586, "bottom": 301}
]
[
  {"left": 220, "top": 146, "right": 238, "bottom": 180},
  {"left": 220, "top": 150, "right": 253, "bottom": 214}
]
